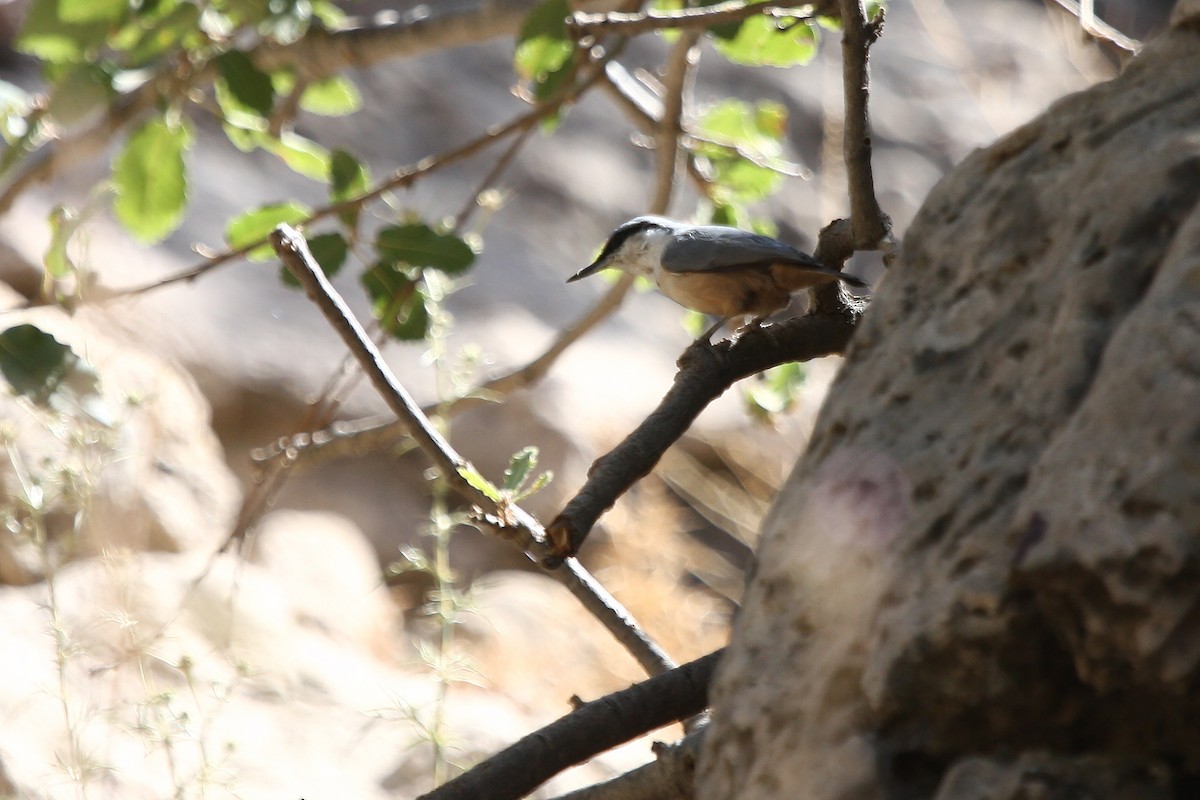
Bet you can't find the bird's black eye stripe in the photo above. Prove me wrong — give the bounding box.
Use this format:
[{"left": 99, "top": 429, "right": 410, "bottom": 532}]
[
  {"left": 598, "top": 226, "right": 641, "bottom": 259},
  {"left": 595, "top": 220, "right": 661, "bottom": 261}
]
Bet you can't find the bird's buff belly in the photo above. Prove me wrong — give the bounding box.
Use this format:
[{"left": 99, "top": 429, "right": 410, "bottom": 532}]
[{"left": 655, "top": 269, "right": 791, "bottom": 318}]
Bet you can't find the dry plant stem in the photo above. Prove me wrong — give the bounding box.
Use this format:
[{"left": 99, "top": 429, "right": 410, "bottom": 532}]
[
  {"left": 571, "top": 1, "right": 822, "bottom": 37},
  {"left": 418, "top": 649, "right": 722, "bottom": 800},
  {"left": 546, "top": 301, "right": 863, "bottom": 558},
  {"left": 272, "top": 225, "right": 674, "bottom": 676},
  {"left": 839, "top": 0, "right": 890, "bottom": 248}
]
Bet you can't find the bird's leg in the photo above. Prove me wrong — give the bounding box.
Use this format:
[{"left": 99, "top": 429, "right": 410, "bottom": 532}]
[
  {"left": 699, "top": 316, "right": 730, "bottom": 342},
  {"left": 727, "top": 313, "right": 770, "bottom": 343}
]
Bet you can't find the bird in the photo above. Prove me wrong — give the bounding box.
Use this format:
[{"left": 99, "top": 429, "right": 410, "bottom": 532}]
[{"left": 568, "top": 216, "right": 867, "bottom": 338}]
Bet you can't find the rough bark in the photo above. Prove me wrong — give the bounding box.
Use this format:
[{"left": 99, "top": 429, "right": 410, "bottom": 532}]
[{"left": 698, "top": 12, "right": 1200, "bottom": 800}]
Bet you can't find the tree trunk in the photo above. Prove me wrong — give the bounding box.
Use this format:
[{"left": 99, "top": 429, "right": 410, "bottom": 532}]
[{"left": 697, "top": 7, "right": 1200, "bottom": 799}]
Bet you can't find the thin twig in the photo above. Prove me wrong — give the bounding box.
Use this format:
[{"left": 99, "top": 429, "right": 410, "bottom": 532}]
[
  {"left": 839, "top": 0, "right": 890, "bottom": 250},
  {"left": 545, "top": 301, "right": 863, "bottom": 559},
  {"left": 570, "top": 1, "right": 821, "bottom": 38},
  {"left": 418, "top": 650, "right": 722, "bottom": 800},
  {"left": 271, "top": 225, "right": 674, "bottom": 676}
]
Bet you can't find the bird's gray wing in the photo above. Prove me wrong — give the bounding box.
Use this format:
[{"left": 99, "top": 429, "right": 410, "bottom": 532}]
[{"left": 659, "top": 226, "right": 823, "bottom": 273}]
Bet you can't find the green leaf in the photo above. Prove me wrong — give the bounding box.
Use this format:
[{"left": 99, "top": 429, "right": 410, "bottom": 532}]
[
  {"left": 713, "top": 15, "right": 818, "bottom": 67},
  {"left": 515, "top": 0, "right": 573, "bottom": 82},
  {"left": 376, "top": 224, "right": 475, "bottom": 275},
  {"left": 44, "top": 205, "right": 79, "bottom": 280},
  {"left": 280, "top": 231, "right": 347, "bottom": 287},
  {"left": 112, "top": 116, "right": 192, "bottom": 243},
  {"left": 44, "top": 64, "right": 113, "bottom": 127},
  {"left": 0, "top": 324, "right": 101, "bottom": 414},
  {"left": 503, "top": 446, "right": 538, "bottom": 494},
  {"left": 60, "top": 0, "right": 126, "bottom": 23},
  {"left": 263, "top": 131, "right": 330, "bottom": 181},
  {"left": 300, "top": 76, "right": 362, "bottom": 116},
  {"left": 329, "top": 149, "right": 369, "bottom": 200},
  {"left": 693, "top": 99, "right": 791, "bottom": 202},
  {"left": 216, "top": 50, "right": 275, "bottom": 118},
  {"left": 17, "top": 0, "right": 112, "bottom": 62},
  {"left": 361, "top": 262, "right": 430, "bottom": 340},
  {"left": 329, "top": 149, "right": 368, "bottom": 228},
  {"left": 458, "top": 464, "right": 502, "bottom": 501},
  {"left": 387, "top": 288, "right": 429, "bottom": 341},
  {"left": 744, "top": 361, "right": 806, "bottom": 421},
  {"left": 117, "top": 4, "right": 203, "bottom": 66},
  {"left": 224, "top": 201, "right": 311, "bottom": 261}
]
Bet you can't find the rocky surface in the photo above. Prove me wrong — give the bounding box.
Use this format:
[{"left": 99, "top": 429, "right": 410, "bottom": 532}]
[{"left": 699, "top": 10, "right": 1200, "bottom": 800}]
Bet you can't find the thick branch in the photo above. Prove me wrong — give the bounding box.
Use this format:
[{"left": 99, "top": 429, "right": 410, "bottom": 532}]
[
  {"left": 545, "top": 304, "right": 862, "bottom": 559},
  {"left": 419, "top": 650, "right": 722, "bottom": 800}
]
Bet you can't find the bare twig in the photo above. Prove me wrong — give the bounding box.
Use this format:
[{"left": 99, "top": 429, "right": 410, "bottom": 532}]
[
  {"left": 839, "top": 0, "right": 890, "bottom": 249},
  {"left": 418, "top": 650, "right": 722, "bottom": 800},
  {"left": 545, "top": 301, "right": 863, "bottom": 559},
  {"left": 570, "top": 1, "right": 822, "bottom": 38},
  {"left": 271, "top": 225, "right": 673, "bottom": 676}
]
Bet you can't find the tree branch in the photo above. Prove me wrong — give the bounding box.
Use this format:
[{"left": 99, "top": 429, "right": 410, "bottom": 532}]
[
  {"left": 549, "top": 728, "right": 706, "bottom": 800},
  {"left": 839, "top": 0, "right": 891, "bottom": 249},
  {"left": 545, "top": 302, "right": 863, "bottom": 560},
  {"left": 255, "top": 1, "right": 542, "bottom": 79},
  {"left": 570, "top": 1, "right": 825, "bottom": 38},
  {"left": 419, "top": 649, "right": 722, "bottom": 800},
  {"left": 271, "top": 225, "right": 674, "bottom": 677}
]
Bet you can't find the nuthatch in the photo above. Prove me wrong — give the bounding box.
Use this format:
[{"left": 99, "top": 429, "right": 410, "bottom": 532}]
[{"left": 569, "top": 216, "right": 867, "bottom": 337}]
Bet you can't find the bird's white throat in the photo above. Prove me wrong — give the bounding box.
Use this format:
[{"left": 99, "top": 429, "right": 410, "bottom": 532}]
[{"left": 607, "top": 228, "right": 671, "bottom": 278}]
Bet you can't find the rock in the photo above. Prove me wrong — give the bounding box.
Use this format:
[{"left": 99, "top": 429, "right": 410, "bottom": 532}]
[
  {"left": 933, "top": 753, "right": 1171, "bottom": 800},
  {"left": 0, "top": 304, "right": 240, "bottom": 584},
  {"left": 0, "top": 544, "right": 619, "bottom": 799},
  {"left": 699, "top": 15, "right": 1200, "bottom": 800}
]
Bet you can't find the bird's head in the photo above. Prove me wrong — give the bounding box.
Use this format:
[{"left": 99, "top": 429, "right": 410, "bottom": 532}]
[{"left": 568, "top": 216, "right": 679, "bottom": 282}]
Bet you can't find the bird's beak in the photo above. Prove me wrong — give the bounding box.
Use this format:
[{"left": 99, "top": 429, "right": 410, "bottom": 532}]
[{"left": 567, "top": 257, "right": 607, "bottom": 283}]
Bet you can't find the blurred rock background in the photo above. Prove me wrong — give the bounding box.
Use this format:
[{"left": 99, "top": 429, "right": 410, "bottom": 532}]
[{"left": 0, "top": 0, "right": 1166, "bottom": 797}]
